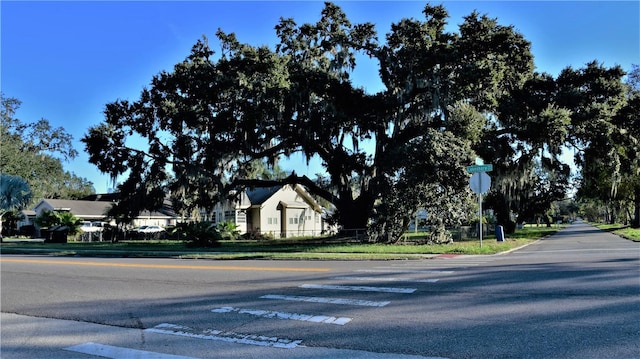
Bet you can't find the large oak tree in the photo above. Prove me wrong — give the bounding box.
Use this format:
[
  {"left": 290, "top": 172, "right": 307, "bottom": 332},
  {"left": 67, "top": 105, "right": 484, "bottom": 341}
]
[
  {"left": 562, "top": 63, "right": 639, "bottom": 226},
  {"left": 83, "top": 3, "right": 536, "bottom": 241}
]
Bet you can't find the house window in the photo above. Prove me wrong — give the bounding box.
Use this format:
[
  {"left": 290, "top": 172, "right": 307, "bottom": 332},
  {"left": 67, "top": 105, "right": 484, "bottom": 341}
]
[
  {"left": 224, "top": 211, "right": 235, "bottom": 222},
  {"left": 236, "top": 211, "right": 246, "bottom": 223},
  {"left": 268, "top": 217, "right": 278, "bottom": 225},
  {"left": 289, "top": 217, "right": 298, "bottom": 225}
]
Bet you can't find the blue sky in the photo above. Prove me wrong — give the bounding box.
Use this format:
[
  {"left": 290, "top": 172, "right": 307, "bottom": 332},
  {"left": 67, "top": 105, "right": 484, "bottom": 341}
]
[{"left": 2, "top": 1, "right": 638, "bottom": 194}]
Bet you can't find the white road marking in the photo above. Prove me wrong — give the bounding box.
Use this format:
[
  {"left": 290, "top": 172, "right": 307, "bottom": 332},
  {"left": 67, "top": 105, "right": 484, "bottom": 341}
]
[
  {"left": 211, "top": 306, "right": 352, "bottom": 325},
  {"left": 260, "top": 294, "right": 390, "bottom": 307},
  {"left": 145, "top": 323, "right": 303, "bottom": 349},
  {"left": 358, "top": 269, "right": 455, "bottom": 274},
  {"left": 521, "top": 248, "right": 635, "bottom": 253},
  {"left": 300, "top": 283, "right": 417, "bottom": 293},
  {"left": 333, "top": 276, "right": 440, "bottom": 283},
  {"left": 64, "top": 342, "right": 199, "bottom": 359}
]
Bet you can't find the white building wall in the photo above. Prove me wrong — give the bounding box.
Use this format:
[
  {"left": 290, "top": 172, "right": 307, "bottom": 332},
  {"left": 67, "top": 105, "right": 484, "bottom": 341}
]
[{"left": 201, "top": 185, "right": 325, "bottom": 238}]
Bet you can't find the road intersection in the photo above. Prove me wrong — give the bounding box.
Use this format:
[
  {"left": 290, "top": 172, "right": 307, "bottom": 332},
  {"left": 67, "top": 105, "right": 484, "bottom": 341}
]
[{"left": 1, "top": 221, "right": 638, "bottom": 358}]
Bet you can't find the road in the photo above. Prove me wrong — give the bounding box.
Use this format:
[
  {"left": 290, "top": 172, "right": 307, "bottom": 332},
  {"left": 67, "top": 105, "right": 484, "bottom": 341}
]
[{"left": 1, "top": 221, "right": 639, "bottom": 358}]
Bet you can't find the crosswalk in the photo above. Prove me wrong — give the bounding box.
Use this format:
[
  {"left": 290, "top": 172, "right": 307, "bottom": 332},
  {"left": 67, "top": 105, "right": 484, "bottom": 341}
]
[
  {"left": 211, "top": 306, "right": 353, "bottom": 325},
  {"left": 64, "top": 256, "right": 491, "bottom": 358}
]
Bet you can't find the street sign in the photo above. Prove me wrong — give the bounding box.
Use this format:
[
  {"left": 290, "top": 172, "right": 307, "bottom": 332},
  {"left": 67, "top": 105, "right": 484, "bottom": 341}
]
[
  {"left": 469, "top": 172, "right": 491, "bottom": 194},
  {"left": 466, "top": 164, "right": 493, "bottom": 173},
  {"left": 469, "top": 171, "right": 491, "bottom": 248}
]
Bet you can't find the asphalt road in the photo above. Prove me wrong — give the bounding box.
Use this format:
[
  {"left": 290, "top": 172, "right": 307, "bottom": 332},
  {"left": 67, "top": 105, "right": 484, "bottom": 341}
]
[{"left": 1, "top": 221, "right": 638, "bottom": 359}]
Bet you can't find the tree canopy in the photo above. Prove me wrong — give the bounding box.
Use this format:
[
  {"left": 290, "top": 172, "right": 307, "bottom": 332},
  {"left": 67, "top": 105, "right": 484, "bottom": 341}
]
[
  {"left": 82, "top": 2, "right": 639, "bottom": 240},
  {"left": 567, "top": 64, "right": 640, "bottom": 226},
  {"left": 1, "top": 94, "right": 95, "bottom": 202}
]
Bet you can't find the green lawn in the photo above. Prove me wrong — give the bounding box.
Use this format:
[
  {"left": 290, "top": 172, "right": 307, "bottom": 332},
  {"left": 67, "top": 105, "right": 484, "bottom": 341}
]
[
  {"left": 592, "top": 223, "right": 640, "bottom": 242},
  {"left": 0, "top": 226, "right": 559, "bottom": 259}
]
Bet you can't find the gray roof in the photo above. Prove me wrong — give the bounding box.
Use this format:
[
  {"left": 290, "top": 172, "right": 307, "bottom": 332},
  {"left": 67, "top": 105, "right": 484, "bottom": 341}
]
[
  {"left": 84, "top": 193, "right": 178, "bottom": 218},
  {"left": 245, "top": 185, "right": 322, "bottom": 212},
  {"left": 37, "top": 199, "right": 113, "bottom": 218},
  {"left": 246, "top": 186, "right": 281, "bottom": 205},
  {"left": 37, "top": 198, "right": 176, "bottom": 219}
]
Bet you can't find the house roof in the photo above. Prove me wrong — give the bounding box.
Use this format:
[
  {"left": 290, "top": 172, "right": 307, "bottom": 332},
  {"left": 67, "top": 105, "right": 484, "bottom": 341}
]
[
  {"left": 245, "top": 185, "right": 322, "bottom": 212},
  {"left": 246, "top": 186, "right": 281, "bottom": 205},
  {"left": 82, "top": 193, "right": 178, "bottom": 218},
  {"left": 82, "top": 193, "right": 120, "bottom": 202},
  {"left": 21, "top": 209, "right": 37, "bottom": 216},
  {"left": 35, "top": 197, "right": 177, "bottom": 220},
  {"left": 36, "top": 199, "right": 114, "bottom": 218}
]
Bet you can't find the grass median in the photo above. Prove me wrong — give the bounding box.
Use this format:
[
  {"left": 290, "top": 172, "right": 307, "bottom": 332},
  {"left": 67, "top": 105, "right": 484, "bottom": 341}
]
[
  {"left": 591, "top": 223, "right": 640, "bottom": 242},
  {"left": 0, "top": 226, "right": 562, "bottom": 260}
]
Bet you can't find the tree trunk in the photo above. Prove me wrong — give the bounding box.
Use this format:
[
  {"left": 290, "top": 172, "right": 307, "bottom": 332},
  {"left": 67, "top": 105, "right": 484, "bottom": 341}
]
[
  {"left": 608, "top": 203, "right": 617, "bottom": 224},
  {"left": 335, "top": 191, "right": 374, "bottom": 231},
  {"left": 633, "top": 185, "right": 640, "bottom": 228},
  {"left": 0, "top": 213, "right": 4, "bottom": 242},
  {"left": 493, "top": 196, "right": 516, "bottom": 234}
]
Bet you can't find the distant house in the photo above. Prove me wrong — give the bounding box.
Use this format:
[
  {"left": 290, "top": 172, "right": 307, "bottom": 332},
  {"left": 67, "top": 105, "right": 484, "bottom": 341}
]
[
  {"left": 80, "top": 193, "right": 178, "bottom": 228},
  {"left": 33, "top": 199, "right": 114, "bottom": 224},
  {"left": 203, "top": 184, "right": 333, "bottom": 238},
  {"left": 20, "top": 185, "right": 331, "bottom": 238},
  {"left": 24, "top": 197, "right": 178, "bottom": 231},
  {"left": 17, "top": 209, "right": 36, "bottom": 230}
]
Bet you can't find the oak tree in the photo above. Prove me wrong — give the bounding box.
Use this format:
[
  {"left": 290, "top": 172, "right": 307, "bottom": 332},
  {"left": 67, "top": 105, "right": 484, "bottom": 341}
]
[{"left": 83, "top": 3, "right": 536, "bottom": 241}]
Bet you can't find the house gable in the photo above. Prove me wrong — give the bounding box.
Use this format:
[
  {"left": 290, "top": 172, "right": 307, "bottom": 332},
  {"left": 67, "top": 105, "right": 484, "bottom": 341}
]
[{"left": 246, "top": 184, "right": 324, "bottom": 237}]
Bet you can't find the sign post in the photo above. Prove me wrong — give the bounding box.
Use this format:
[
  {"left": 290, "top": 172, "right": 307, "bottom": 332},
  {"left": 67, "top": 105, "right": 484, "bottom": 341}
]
[{"left": 468, "top": 164, "right": 492, "bottom": 247}]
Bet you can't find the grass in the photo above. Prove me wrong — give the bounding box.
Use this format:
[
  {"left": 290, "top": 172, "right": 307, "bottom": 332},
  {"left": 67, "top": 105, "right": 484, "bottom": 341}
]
[
  {"left": 0, "top": 226, "right": 559, "bottom": 260},
  {"left": 592, "top": 223, "right": 640, "bottom": 242}
]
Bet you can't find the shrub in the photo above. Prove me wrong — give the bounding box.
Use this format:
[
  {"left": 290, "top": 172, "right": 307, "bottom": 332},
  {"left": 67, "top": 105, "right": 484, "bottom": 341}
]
[
  {"left": 216, "top": 221, "right": 240, "bottom": 240},
  {"left": 173, "top": 222, "right": 221, "bottom": 247},
  {"left": 19, "top": 224, "right": 35, "bottom": 237},
  {"left": 241, "top": 230, "right": 274, "bottom": 241}
]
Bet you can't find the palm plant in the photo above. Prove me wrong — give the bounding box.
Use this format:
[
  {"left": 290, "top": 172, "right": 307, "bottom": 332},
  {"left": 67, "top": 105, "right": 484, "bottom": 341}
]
[{"left": 0, "top": 174, "right": 33, "bottom": 241}]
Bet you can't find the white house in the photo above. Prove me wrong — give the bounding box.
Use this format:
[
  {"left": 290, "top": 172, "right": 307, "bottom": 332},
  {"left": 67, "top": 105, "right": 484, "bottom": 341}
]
[
  {"left": 27, "top": 198, "right": 178, "bottom": 230},
  {"left": 33, "top": 199, "right": 115, "bottom": 224},
  {"left": 202, "top": 184, "right": 331, "bottom": 238}
]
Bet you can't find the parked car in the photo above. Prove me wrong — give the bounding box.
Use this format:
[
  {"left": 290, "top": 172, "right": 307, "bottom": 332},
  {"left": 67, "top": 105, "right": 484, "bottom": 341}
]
[
  {"left": 134, "top": 225, "right": 164, "bottom": 233},
  {"left": 79, "top": 221, "right": 105, "bottom": 232}
]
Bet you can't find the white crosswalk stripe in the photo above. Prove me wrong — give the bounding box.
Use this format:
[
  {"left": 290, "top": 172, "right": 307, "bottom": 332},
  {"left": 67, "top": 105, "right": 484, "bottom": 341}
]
[
  {"left": 146, "top": 323, "right": 303, "bottom": 349},
  {"left": 211, "top": 306, "right": 352, "bottom": 325},
  {"left": 260, "top": 294, "right": 391, "bottom": 307},
  {"left": 64, "top": 342, "right": 200, "bottom": 359},
  {"left": 332, "top": 276, "right": 440, "bottom": 283},
  {"left": 300, "top": 283, "right": 417, "bottom": 293}
]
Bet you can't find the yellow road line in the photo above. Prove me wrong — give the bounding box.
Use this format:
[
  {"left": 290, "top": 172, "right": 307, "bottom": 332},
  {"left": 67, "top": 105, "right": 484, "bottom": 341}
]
[{"left": 0, "top": 258, "right": 331, "bottom": 272}]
